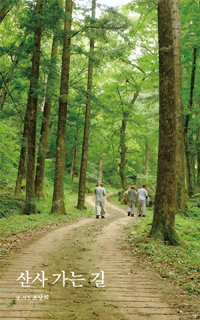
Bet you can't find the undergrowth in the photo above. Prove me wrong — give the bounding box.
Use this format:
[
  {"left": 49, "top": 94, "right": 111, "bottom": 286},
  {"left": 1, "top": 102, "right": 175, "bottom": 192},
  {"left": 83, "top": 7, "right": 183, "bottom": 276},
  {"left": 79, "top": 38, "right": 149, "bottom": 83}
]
[
  {"left": 109, "top": 194, "right": 127, "bottom": 208},
  {"left": 0, "top": 190, "right": 94, "bottom": 242},
  {"left": 109, "top": 194, "right": 200, "bottom": 296},
  {"left": 129, "top": 209, "right": 200, "bottom": 296},
  {"left": 0, "top": 179, "right": 119, "bottom": 242}
]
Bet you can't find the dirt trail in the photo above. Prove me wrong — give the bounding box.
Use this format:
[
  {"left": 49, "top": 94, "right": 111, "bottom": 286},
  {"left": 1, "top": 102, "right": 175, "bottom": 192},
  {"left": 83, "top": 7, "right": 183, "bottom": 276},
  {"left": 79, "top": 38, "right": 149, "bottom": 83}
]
[{"left": 0, "top": 195, "right": 194, "bottom": 319}]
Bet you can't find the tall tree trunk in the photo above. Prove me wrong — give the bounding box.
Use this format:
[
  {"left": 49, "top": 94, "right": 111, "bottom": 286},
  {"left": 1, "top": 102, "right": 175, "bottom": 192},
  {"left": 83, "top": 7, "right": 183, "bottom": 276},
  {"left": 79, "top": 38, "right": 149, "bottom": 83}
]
[
  {"left": 119, "top": 112, "right": 128, "bottom": 189},
  {"left": 70, "top": 106, "right": 81, "bottom": 184},
  {"left": 77, "top": 0, "right": 96, "bottom": 209},
  {"left": 97, "top": 153, "right": 103, "bottom": 185},
  {"left": 50, "top": 0, "right": 72, "bottom": 215},
  {"left": 23, "top": 0, "right": 43, "bottom": 214},
  {"left": 35, "top": 35, "right": 59, "bottom": 198},
  {"left": 70, "top": 144, "right": 77, "bottom": 185},
  {"left": 185, "top": 134, "right": 195, "bottom": 196},
  {"left": 118, "top": 87, "right": 141, "bottom": 189},
  {"left": 150, "top": 0, "right": 185, "bottom": 244},
  {"left": 184, "top": 48, "right": 197, "bottom": 197},
  {"left": 70, "top": 126, "right": 79, "bottom": 184}
]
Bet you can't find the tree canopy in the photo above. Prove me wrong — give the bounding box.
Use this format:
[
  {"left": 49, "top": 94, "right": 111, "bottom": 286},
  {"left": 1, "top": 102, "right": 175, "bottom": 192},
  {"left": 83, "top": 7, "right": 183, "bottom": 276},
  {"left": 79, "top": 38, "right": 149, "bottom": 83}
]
[{"left": 0, "top": 0, "right": 199, "bottom": 243}]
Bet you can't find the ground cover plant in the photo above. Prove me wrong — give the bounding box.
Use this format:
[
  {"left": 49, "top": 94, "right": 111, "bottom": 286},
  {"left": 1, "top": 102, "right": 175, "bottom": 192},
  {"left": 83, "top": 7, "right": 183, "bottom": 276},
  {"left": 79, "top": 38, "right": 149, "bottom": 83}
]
[
  {"left": 0, "top": 180, "right": 118, "bottom": 243},
  {"left": 0, "top": 181, "right": 119, "bottom": 273},
  {"left": 0, "top": 176, "right": 95, "bottom": 244},
  {"left": 0, "top": 186, "right": 95, "bottom": 270},
  {"left": 0, "top": 192, "right": 92, "bottom": 242},
  {"left": 1, "top": 186, "right": 200, "bottom": 299},
  {"left": 109, "top": 194, "right": 200, "bottom": 296}
]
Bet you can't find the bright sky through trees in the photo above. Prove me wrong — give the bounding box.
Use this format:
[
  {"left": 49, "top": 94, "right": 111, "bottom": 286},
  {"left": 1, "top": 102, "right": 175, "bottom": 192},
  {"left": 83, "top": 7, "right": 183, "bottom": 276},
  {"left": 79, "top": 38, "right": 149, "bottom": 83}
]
[
  {"left": 75, "top": 0, "right": 131, "bottom": 17},
  {"left": 97, "top": 0, "right": 131, "bottom": 18},
  {"left": 76, "top": 0, "right": 130, "bottom": 6},
  {"left": 97, "top": 0, "right": 130, "bottom": 5}
]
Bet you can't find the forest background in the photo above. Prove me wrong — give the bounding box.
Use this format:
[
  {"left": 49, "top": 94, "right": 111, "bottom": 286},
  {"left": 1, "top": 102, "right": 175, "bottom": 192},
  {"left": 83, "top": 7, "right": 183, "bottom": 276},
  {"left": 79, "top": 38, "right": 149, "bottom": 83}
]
[
  {"left": 0, "top": 0, "right": 200, "bottom": 295},
  {"left": 0, "top": 0, "right": 200, "bottom": 218},
  {"left": 1, "top": 0, "right": 161, "bottom": 209},
  {"left": 1, "top": 0, "right": 200, "bottom": 208}
]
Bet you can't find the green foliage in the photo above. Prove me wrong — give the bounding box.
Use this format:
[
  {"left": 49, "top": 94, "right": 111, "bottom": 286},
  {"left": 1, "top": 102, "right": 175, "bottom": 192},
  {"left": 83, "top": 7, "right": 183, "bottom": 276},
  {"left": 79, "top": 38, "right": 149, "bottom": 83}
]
[
  {"left": 136, "top": 173, "right": 157, "bottom": 188},
  {"left": 183, "top": 193, "right": 200, "bottom": 217},
  {"left": 0, "top": 191, "right": 94, "bottom": 242},
  {"left": 0, "top": 198, "right": 24, "bottom": 218},
  {"left": 129, "top": 209, "right": 200, "bottom": 295},
  {"left": 1, "top": 0, "right": 199, "bottom": 218},
  {"left": 44, "top": 159, "right": 55, "bottom": 181},
  {"left": 86, "top": 161, "right": 98, "bottom": 181},
  {"left": 0, "top": 0, "right": 161, "bottom": 198},
  {"left": 7, "top": 299, "right": 16, "bottom": 308},
  {"left": 0, "top": 120, "right": 20, "bottom": 188},
  {"left": 185, "top": 201, "right": 200, "bottom": 218}
]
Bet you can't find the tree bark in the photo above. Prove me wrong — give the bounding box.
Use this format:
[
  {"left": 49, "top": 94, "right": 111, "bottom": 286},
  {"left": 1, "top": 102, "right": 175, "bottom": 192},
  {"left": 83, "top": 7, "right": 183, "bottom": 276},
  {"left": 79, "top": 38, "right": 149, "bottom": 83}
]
[
  {"left": 50, "top": 0, "right": 72, "bottom": 215},
  {"left": 77, "top": 0, "right": 96, "bottom": 209},
  {"left": 70, "top": 127, "right": 79, "bottom": 184},
  {"left": 118, "top": 86, "right": 141, "bottom": 189},
  {"left": 150, "top": 0, "right": 185, "bottom": 244},
  {"left": 70, "top": 105, "right": 81, "bottom": 184},
  {"left": 70, "top": 145, "right": 77, "bottom": 184},
  {"left": 97, "top": 153, "right": 103, "bottom": 186},
  {"left": 35, "top": 35, "right": 59, "bottom": 198},
  {"left": 184, "top": 48, "right": 197, "bottom": 197},
  {"left": 23, "top": 0, "right": 43, "bottom": 214}
]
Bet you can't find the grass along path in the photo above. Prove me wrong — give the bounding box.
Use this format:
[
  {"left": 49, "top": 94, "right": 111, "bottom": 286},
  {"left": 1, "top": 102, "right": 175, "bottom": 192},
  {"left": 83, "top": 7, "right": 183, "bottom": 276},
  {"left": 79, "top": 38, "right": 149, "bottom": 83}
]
[
  {"left": 109, "top": 194, "right": 200, "bottom": 299},
  {"left": 0, "top": 192, "right": 94, "bottom": 270},
  {"left": 1, "top": 191, "right": 200, "bottom": 301},
  {"left": 0, "top": 194, "right": 195, "bottom": 320}
]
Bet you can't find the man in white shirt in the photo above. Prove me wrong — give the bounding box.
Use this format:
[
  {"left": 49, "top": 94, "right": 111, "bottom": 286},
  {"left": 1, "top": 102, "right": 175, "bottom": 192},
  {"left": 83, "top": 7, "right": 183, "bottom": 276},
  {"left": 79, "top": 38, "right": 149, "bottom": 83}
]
[
  {"left": 94, "top": 183, "right": 106, "bottom": 218},
  {"left": 136, "top": 184, "right": 148, "bottom": 217}
]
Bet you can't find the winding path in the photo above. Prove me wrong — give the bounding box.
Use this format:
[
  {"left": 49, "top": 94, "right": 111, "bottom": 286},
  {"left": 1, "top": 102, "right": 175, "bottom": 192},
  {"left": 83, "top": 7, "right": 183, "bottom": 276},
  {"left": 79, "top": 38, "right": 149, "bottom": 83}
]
[{"left": 0, "top": 195, "right": 190, "bottom": 319}]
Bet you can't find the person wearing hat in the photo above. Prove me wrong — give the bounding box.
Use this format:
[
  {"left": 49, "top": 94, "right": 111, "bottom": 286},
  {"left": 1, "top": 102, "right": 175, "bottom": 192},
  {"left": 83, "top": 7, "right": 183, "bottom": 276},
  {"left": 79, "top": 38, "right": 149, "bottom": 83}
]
[
  {"left": 126, "top": 184, "right": 137, "bottom": 217},
  {"left": 94, "top": 183, "right": 106, "bottom": 218}
]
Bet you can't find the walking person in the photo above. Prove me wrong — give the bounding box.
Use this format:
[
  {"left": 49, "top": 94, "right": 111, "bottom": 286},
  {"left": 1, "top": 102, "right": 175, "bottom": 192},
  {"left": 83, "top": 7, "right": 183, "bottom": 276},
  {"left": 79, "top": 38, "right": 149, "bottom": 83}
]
[
  {"left": 94, "top": 183, "right": 106, "bottom": 218},
  {"left": 126, "top": 184, "right": 137, "bottom": 217},
  {"left": 137, "top": 184, "right": 148, "bottom": 217}
]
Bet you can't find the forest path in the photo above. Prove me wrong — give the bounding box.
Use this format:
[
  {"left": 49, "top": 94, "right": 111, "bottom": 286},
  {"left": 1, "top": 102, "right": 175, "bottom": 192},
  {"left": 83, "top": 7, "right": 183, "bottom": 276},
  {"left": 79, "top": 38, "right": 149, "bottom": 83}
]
[{"left": 0, "top": 195, "right": 189, "bottom": 320}]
